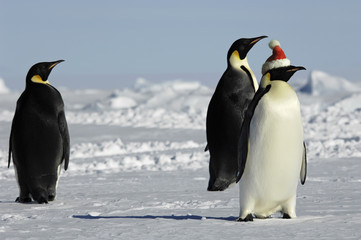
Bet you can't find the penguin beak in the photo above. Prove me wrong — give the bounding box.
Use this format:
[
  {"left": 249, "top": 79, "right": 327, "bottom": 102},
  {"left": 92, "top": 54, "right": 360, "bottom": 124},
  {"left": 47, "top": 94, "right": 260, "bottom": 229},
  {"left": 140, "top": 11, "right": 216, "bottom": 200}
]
[
  {"left": 49, "top": 60, "right": 65, "bottom": 70},
  {"left": 249, "top": 35, "right": 268, "bottom": 46},
  {"left": 238, "top": 36, "right": 267, "bottom": 59},
  {"left": 281, "top": 65, "right": 306, "bottom": 82},
  {"left": 286, "top": 66, "right": 306, "bottom": 73}
]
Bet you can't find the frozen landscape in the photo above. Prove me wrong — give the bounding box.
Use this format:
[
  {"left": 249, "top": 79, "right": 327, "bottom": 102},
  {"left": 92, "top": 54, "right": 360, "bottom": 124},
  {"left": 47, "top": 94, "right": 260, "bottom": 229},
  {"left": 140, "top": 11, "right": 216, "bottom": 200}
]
[{"left": 0, "top": 71, "right": 361, "bottom": 239}]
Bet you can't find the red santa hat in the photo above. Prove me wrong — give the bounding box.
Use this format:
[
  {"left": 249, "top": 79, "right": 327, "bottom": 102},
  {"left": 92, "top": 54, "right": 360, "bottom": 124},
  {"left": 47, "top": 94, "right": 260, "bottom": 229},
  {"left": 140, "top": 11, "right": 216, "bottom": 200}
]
[{"left": 262, "top": 40, "right": 291, "bottom": 75}]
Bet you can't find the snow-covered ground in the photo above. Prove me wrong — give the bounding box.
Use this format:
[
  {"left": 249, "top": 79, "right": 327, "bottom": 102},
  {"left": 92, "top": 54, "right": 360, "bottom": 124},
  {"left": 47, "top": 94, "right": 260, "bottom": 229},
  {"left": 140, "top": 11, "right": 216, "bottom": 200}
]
[{"left": 0, "top": 72, "right": 361, "bottom": 239}]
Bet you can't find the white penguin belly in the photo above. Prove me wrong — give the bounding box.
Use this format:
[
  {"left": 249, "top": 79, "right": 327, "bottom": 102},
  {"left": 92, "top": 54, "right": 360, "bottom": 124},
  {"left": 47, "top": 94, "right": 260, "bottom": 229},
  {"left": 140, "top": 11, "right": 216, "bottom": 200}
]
[{"left": 239, "top": 81, "right": 303, "bottom": 217}]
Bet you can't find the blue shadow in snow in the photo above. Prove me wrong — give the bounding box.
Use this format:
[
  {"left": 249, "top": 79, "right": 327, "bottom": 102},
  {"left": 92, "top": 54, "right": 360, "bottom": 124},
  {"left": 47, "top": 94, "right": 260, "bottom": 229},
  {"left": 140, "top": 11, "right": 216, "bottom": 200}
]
[{"left": 72, "top": 214, "right": 237, "bottom": 221}]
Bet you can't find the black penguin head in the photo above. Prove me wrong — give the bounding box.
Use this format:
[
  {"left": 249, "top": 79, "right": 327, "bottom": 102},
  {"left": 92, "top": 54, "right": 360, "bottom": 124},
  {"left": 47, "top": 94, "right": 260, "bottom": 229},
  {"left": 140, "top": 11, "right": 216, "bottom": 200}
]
[
  {"left": 260, "top": 65, "right": 306, "bottom": 88},
  {"left": 227, "top": 36, "right": 267, "bottom": 65},
  {"left": 26, "top": 60, "right": 64, "bottom": 85},
  {"left": 267, "top": 65, "right": 306, "bottom": 82}
]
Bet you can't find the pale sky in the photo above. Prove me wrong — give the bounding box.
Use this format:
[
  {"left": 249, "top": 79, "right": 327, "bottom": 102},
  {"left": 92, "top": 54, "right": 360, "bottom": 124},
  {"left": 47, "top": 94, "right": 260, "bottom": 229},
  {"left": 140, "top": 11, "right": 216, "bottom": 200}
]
[{"left": 0, "top": 0, "right": 360, "bottom": 90}]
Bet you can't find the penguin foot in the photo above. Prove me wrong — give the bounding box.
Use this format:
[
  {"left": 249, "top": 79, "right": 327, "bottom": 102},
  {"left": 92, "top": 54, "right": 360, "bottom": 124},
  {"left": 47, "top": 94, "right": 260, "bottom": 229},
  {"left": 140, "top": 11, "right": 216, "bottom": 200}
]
[
  {"left": 236, "top": 214, "right": 254, "bottom": 222},
  {"left": 36, "top": 196, "right": 48, "bottom": 204},
  {"left": 282, "top": 213, "right": 291, "bottom": 219},
  {"left": 48, "top": 195, "right": 55, "bottom": 201},
  {"left": 15, "top": 196, "right": 32, "bottom": 203}
]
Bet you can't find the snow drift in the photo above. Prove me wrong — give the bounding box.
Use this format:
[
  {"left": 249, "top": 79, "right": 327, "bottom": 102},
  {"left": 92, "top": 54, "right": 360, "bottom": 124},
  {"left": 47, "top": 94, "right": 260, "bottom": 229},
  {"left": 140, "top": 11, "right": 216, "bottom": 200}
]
[
  {"left": 68, "top": 79, "right": 212, "bottom": 129},
  {"left": 300, "top": 70, "right": 360, "bottom": 96},
  {"left": 1, "top": 74, "right": 361, "bottom": 171},
  {"left": 0, "top": 78, "right": 10, "bottom": 94}
]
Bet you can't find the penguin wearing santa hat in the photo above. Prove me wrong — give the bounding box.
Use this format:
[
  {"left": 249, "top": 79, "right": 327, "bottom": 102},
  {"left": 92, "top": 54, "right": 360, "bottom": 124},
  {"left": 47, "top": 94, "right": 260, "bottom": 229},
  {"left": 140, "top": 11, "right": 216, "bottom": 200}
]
[{"left": 236, "top": 40, "right": 307, "bottom": 221}]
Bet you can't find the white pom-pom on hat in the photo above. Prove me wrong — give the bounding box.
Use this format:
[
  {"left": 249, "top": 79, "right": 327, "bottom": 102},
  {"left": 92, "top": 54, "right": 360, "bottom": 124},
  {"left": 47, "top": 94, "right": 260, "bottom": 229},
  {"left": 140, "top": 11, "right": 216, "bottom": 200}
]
[{"left": 268, "top": 40, "right": 280, "bottom": 49}]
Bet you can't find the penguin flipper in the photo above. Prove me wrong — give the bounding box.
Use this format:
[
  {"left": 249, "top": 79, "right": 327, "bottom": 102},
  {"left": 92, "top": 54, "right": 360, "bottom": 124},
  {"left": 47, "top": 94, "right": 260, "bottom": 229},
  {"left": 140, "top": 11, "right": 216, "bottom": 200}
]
[
  {"left": 8, "top": 114, "right": 16, "bottom": 168},
  {"left": 236, "top": 85, "right": 271, "bottom": 183},
  {"left": 8, "top": 125, "right": 12, "bottom": 168},
  {"left": 58, "top": 111, "right": 70, "bottom": 171},
  {"left": 300, "top": 141, "right": 307, "bottom": 185}
]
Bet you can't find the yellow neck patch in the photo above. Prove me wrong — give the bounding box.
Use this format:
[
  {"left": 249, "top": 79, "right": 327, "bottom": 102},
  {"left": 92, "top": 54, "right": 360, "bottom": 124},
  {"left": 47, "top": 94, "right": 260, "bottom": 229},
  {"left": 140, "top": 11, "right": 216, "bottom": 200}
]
[
  {"left": 229, "top": 50, "right": 241, "bottom": 67},
  {"left": 31, "top": 75, "right": 49, "bottom": 84},
  {"left": 229, "top": 51, "right": 259, "bottom": 91},
  {"left": 260, "top": 72, "right": 271, "bottom": 88}
]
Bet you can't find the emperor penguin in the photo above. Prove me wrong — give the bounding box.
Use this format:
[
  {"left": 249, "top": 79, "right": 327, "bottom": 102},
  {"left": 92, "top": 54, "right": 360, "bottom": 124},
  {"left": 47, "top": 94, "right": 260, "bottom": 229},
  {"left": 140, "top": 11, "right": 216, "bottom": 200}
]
[
  {"left": 236, "top": 41, "right": 307, "bottom": 221},
  {"left": 206, "top": 36, "right": 267, "bottom": 191},
  {"left": 8, "top": 60, "right": 70, "bottom": 204}
]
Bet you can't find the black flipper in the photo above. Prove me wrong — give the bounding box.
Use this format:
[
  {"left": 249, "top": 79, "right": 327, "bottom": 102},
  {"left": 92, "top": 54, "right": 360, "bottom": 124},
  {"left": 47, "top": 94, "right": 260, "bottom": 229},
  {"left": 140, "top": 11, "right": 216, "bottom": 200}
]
[
  {"left": 8, "top": 117, "right": 15, "bottom": 168},
  {"left": 236, "top": 85, "right": 271, "bottom": 183},
  {"left": 300, "top": 141, "right": 307, "bottom": 185},
  {"left": 8, "top": 131, "right": 12, "bottom": 168},
  {"left": 204, "top": 144, "right": 209, "bottom": 152},
  {"left": 58, "top": 111, "right": 70, "bottom": 170}
]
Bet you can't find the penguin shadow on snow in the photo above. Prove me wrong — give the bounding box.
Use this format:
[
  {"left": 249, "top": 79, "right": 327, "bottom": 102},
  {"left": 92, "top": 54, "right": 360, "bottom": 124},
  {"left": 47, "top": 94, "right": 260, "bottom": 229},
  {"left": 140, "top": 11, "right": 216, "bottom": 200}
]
[
  {"left": 0, "top": 200, "right": 49, "bottom": 204},
  {"left": 71, "top": 214, "right": 296, "bottom": 222},
  {"left": 72, "top": 214, "right": 238, "bottom": 221}
]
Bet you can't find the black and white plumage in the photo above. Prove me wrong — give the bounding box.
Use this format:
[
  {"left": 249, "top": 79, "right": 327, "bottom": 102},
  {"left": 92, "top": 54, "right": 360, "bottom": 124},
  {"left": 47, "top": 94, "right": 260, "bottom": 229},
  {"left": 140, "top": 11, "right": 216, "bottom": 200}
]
[
  {"left": 8, "top": 60, "right": 70, "bottom": 204},
  {"left": 236, "top": 65, "right": 307, "bottom": 221},
  {"left": 206, "top": 36, "right": 267, "bottom": 191}
]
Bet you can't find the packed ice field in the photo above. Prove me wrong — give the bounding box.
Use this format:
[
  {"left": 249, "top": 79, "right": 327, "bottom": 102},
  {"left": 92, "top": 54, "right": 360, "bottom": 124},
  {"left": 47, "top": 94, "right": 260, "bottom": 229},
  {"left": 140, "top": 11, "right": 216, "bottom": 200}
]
[{"left": 0, "top": 70, "right": 360, "bottom": 239}]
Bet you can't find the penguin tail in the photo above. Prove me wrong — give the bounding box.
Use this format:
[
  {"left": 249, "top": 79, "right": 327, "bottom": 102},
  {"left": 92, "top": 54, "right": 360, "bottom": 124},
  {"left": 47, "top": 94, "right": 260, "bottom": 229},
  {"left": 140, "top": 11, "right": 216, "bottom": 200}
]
[
  {"left": 236, "top": 169, "right": 244, "bottom": 183},
  {"left": 204, "top": 144, "right": 209, "bottom": 152},
  {"left": 207, "top": 177, "right": 234, "bottom": 191},
  {"left": 236, "top": 174, "right": 241, "bottom": 183}
]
